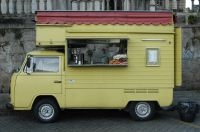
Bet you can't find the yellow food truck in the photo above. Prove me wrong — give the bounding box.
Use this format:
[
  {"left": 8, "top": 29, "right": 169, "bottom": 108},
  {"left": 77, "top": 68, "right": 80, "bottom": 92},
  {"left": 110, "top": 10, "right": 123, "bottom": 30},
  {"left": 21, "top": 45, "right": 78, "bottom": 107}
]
[{"left": 7, "top": 11, "right": 182, "bottom": 123}]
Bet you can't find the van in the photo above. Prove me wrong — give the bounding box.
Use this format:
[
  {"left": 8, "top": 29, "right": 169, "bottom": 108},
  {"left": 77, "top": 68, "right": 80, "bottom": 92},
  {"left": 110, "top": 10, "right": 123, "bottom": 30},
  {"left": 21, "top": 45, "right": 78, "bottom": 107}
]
[{"left": 7, "top": 11, "right": 182, "bottom": 122}]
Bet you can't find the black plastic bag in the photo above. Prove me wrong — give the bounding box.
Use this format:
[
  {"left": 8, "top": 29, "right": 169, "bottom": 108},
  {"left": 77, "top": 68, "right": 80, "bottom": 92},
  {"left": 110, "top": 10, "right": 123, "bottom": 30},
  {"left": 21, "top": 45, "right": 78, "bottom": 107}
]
[{"left": 176, "top": 101, "right": 199, "bottom": 122}]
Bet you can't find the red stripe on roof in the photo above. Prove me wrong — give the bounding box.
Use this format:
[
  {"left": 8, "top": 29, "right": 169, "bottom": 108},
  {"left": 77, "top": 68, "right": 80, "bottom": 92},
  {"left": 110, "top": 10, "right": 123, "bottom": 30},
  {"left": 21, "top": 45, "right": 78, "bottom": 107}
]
[{"left": 36, "top": 11, "right": 173, "bottom": 25}]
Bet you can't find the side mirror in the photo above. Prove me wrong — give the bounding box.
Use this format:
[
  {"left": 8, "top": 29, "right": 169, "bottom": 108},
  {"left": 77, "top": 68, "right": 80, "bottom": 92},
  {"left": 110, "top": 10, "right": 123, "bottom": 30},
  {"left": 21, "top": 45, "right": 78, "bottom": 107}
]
[
  {"left": 26, "top": 57, "right": 31, "bottom": 68},
  {"left": 11, "top": 68, "right": 20, "bottom": 74}
]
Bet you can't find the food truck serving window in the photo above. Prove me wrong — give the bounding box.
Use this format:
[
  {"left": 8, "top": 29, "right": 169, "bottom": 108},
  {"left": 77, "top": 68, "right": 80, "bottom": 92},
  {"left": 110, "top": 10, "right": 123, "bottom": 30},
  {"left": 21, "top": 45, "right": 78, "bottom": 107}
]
[{"left": 67, "top": 39, "right": 128, "bottom": 66}]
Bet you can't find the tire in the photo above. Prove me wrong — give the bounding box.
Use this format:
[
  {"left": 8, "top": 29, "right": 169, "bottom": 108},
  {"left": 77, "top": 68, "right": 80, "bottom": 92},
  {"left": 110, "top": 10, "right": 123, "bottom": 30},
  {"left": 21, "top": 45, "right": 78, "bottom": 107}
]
[
  {"left": 129, "top": 102, "right": 156, "bottom": 121},
  {"left": 33, "top": 98, "right": 60, "bottom": 123}
]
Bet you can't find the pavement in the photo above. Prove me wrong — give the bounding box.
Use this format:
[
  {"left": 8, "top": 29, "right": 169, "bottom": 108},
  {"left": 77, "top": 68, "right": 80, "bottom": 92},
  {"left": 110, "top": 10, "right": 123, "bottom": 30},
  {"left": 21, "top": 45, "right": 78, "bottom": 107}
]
[{"left": 0, "top": 91, "right": 200, "bottom": 132}]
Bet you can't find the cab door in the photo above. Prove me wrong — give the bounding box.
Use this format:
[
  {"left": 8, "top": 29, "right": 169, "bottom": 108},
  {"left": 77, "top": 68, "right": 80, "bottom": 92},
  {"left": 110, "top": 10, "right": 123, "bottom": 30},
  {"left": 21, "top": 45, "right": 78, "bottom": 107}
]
[{"left": 14, "top": 56, "right": 62, "bottom": 108}]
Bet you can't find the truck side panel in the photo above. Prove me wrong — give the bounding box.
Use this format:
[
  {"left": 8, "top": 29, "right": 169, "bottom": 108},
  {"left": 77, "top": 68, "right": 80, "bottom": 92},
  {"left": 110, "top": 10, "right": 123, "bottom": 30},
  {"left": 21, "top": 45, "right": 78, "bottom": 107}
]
[{"left": 64, "top": 25, "right": 175, "bottom": 108}]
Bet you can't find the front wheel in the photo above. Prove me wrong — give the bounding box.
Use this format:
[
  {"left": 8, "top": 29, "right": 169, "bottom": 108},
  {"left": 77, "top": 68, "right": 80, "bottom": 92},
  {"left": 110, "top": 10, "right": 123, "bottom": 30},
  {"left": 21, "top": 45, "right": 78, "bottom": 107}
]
[
  {"left": 129, "top": 102, "right": 156, "bottom": 121},
  {"left": 33, "top": 98, "right": 60, "bottom": 123}
]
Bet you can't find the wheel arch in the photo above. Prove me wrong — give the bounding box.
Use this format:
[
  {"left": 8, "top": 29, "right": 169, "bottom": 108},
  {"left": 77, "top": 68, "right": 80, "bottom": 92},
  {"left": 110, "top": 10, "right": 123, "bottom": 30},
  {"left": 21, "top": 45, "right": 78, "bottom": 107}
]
[
  {"left": 125, "top": 100, "right": 161, "bottom": 111},
  {"left": 31, "top": 95, "right": 60, "bottom": 110}
]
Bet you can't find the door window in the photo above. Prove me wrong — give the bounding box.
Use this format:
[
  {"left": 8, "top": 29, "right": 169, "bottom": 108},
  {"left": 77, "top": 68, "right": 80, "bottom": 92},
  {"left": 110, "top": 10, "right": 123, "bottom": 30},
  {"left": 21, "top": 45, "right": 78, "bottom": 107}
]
[{"left": 26, "top": 57, "right": 59, "bottom": 73}]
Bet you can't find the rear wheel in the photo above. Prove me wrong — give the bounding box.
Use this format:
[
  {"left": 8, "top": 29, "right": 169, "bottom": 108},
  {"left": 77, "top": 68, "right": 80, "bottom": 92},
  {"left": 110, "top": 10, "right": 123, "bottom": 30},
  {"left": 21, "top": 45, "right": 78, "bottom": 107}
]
[
  {"left": 129, "top": 102, "right": 156, "bottom": 121},
  {"left": 33, "top": 98, "right": 60, "bottom": 123}
]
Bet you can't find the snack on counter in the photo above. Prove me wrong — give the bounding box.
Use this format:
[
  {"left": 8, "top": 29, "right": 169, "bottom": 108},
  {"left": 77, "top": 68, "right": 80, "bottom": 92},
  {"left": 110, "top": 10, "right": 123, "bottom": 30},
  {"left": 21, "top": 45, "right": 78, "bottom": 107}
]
[
  {"left": 113, "top": 54, "right": 127, "bottom": 60},
  {"left": 109, "top": 54, "right": 128, "bottom": 64}
]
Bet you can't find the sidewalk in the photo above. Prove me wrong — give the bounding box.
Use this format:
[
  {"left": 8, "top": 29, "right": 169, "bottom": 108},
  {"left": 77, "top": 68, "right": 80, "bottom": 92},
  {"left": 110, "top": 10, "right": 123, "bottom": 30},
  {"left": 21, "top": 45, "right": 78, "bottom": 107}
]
[
  {"left": 1, "top": 91, "right": 200, "bottom": 109},
  {"left": 0, "top": 93, "right": 9, "bottom": 109}
]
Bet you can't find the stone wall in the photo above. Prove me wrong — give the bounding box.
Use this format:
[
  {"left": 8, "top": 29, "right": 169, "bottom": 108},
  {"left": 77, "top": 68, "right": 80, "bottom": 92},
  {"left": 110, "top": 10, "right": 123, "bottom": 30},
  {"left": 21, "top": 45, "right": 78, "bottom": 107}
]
[
  {"left": 182, "top": 26, "right": 200, "bottom": 89},
  {"left": 0, "top": 18, "right": 35, "bottom": 93}
]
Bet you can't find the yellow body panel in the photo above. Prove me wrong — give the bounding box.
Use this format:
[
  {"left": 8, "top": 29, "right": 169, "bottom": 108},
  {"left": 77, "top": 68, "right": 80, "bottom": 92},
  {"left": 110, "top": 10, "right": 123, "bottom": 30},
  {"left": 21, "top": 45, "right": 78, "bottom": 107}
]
[
  {"left": 36, "top": 25, "right": 174, "bottom": 46},
  {"left": 10, "top": 23, "right": 182, "bottom": 110},
  {"left": 65, "top": 36, "right": 174, "bottom": 107},
  {"left": 175, "top": 28, "right": 182, "bottom": 86},
  {"left": 36, "top": 26, "right": 66, "bottom": 46}
]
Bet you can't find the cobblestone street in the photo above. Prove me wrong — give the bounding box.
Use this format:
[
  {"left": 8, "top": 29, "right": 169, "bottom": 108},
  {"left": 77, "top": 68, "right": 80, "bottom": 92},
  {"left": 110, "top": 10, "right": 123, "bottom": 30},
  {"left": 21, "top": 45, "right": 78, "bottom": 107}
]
[
  {"left": 0, "top": 109, "right": 200, "bottom": 132},
  {"left": 1, "top": 91, "right": 200, "bottom": 132}
]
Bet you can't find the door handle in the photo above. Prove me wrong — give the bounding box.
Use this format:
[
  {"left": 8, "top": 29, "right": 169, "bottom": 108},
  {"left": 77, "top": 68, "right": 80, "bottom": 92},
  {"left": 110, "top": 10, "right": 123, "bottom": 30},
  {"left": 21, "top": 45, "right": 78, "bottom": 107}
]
[{"left": 53, "top": 80, "right": 62, "bottom": 83}]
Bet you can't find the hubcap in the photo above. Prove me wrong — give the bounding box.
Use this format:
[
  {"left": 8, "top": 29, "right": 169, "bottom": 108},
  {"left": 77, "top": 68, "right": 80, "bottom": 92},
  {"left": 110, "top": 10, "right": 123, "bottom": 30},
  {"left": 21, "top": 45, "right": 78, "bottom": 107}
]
[
  {"left": 135, "top": 102, "right": 151, "bottom": 118},
  {"left": 38, "top": 104, "right": 54, "bottom": 120}
]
